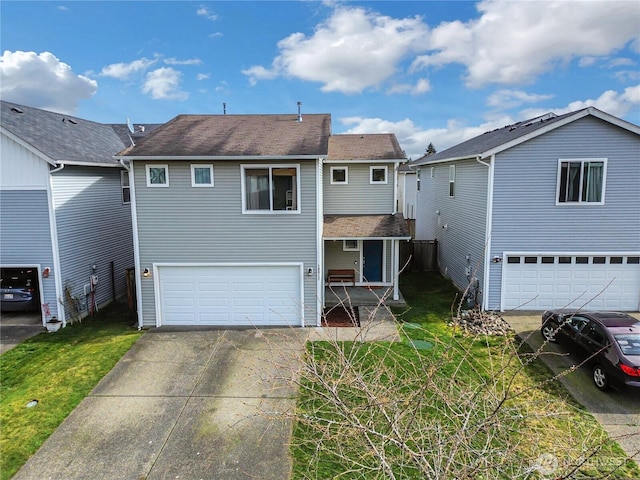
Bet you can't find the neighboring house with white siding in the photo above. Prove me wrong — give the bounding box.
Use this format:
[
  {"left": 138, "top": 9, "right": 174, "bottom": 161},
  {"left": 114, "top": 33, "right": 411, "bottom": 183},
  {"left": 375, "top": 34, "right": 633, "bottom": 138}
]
[
  {"left": 413, "top": 107, "right": 640, "bottom": 312},
  {"left": 117, "top": 114, "right": 409, "bottom": 328},
  {"left": 0, "top": 101, "right": 140, "bottom": 326}
]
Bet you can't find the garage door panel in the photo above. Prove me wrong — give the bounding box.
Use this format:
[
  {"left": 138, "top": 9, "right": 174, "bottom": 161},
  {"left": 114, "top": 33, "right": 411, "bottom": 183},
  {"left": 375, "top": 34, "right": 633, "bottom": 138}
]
[
  {"left": 159, "top": 265, "right": 302, "bottom": 326},
  {"left": 503, "top": 255, "right": 639, "bottom": 311}
]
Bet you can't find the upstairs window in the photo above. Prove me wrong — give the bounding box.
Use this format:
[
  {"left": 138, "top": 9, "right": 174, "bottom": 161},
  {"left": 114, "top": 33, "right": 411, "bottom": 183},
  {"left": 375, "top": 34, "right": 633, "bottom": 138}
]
[
  {"left": 448, "top": 165, "right": 455, "bottom": 197},
  {"left": 121, "top": 170, "right": 130, "bottom": 204},
  {"left": 191, "top": 165, "right": 214, "bottom": 187},
  {"left": 370, "top": 166, "right": 388, "bottom": 184},
  {"left": 330, "top": 167, "right": 348, "bottom": 185},
  {"left": 557, "top": 159, "right": 606, "bottom": 204},
  {"left": 242, "top": 165, "right": 299, "bottom": 213},
  {"left": 146, "top": 165, "right": 168, "bottom": 187}
]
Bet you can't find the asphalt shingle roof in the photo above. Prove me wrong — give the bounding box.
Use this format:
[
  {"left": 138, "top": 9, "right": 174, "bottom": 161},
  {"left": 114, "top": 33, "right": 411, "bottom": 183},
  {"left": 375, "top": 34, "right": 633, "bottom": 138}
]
[
  {"left": 120, "top": 114, "right": 332, "bottom": 158},
  {"left": 323, "top": 215, "right": 411, "bottom": 238},
  {"left": 1, "top": 100, "right": 127, "bottom": 166},
  {"left": 414, "top": 110, "right": 584, "bottom": 165},
  {"left": 328, "top": 134, "right": 404, "bottom": 161}
]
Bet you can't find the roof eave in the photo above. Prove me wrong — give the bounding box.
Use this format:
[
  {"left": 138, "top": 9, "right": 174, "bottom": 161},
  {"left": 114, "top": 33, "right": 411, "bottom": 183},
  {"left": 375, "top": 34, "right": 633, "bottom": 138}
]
[
  {"left": 116, "top": 154, "right": 327, "bottom": 161},
  {"left": 324, "top": 158, "right": 405, "bottom": 164},
  {"left": 324, "top": 236, "right": 412, "bottom": 240}
]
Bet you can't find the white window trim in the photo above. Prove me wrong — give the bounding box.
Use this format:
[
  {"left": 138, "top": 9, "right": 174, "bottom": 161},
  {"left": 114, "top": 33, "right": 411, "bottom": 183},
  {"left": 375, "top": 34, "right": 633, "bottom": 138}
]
[
  {"left": 146, "top": 164, "right": 169, "bottom": 187},
  {"left": 330, "top": 166, "right": 348, "bottom": 185},
  {"left": 370, "top": 166, "right": 388, "bottom": 184},
  {"left": 241, "top": 164, "right": 301, "bottom": 214},
  {"left": 121, "top": 170, "right": 130, "bottom": 204},
  {"left": 191, "top": 164, "right": 214, "bottom": 187},
  {"left": 555, "top": 158, "right": 607, "bottom": 206},
  {"left": 343, "top": 239, "right": 359, "bottom": 251},
  {"left": 448, "top": 165, "right": 455, "bottom": 198}
]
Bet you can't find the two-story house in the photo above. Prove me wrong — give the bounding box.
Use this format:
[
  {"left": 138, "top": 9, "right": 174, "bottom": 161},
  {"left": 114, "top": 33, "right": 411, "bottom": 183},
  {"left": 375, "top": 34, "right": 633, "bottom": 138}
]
[
  {"left": 117, "top": 113, "right": 409, "bottom": 328},
  {"left": 413, "top": 107, "right": 640, "bottom": 312},
  {"left": 0, "top": 101, "right": 138, "bottom": 326}
]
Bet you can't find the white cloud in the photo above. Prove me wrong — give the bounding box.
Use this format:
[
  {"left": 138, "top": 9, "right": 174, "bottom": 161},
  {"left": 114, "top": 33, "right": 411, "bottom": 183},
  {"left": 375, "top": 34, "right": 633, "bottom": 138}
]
[
  {"left": 196, "top": 73, "right": 210, "bottom": 81},
  {"left": 164, "top": 58, "right": 202, "bottom": 66},
  {"left": 197, "top": 6, "right": 218, "bottom": 21},
  {"left": 487, "top": 89, "right": 554, "bottom": 109},
  {"left": 520, "top": 84, "right": 640, "bottom": 119},
  {"left": 100, "top": 57, "right": 157, "bottom": 79},
  {"left": 142, "top": 67, "right": 188, "bottom": 100},
  {"left": 387, "top": 78, "right": 431, "bottom": 95},
  {"left": 0, "top": 50, "right": 97, "bottom": 114},
  {"left": 242, "top": 5, "right": 429, "bottom": 94},
  {"left": 412, "top": 0, "right": 640, "bottom": 87}
]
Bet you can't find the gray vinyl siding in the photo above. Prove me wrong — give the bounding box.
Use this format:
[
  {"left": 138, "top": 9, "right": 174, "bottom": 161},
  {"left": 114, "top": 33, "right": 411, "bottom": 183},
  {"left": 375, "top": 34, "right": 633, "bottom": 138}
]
[
  {"left": 324, "top": 163, "right": 395, "bottom": 214},
  {"left": 487, "top": 116, "right": 640, "bottom": 309},
  {"left": 133, "top": 159, "right": 319, "bottom": 326},
  {"left": 0, "top": 190, "right": 57, "bottom": 317},
  {"left": 51, "top": 166, "right": 134, "bottom": 314},
  {"left": 422, "top": 159, "right": 488, "bottom": 300}
]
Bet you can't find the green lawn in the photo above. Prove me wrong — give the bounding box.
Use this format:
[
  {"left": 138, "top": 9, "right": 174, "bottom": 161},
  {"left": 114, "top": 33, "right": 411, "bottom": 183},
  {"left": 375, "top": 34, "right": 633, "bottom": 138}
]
[
  {"left": 291, "top": 272, "right": 639, "bottom": 479},
  {"left": 0, "top": 302, "right": 143, "bottom": 480}
]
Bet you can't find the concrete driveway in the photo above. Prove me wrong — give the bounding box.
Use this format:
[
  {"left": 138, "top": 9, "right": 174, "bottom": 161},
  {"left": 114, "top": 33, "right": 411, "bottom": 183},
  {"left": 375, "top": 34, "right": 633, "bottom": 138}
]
[
  {"left": 505, "top": 312, "right": 640, "bottom": 461},
  {"left": 14, "top": 328, "right": 308, "bottom": 480}
]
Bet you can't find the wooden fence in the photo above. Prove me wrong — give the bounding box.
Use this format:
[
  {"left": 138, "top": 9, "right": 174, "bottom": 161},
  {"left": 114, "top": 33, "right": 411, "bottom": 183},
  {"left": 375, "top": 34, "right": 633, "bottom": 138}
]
[{"left": 400, "top": 239, "right": 438, "bottom": 272}]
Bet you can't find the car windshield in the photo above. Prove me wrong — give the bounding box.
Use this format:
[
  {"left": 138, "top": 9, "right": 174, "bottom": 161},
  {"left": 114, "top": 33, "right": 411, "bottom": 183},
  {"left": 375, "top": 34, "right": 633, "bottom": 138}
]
[{"left": 614, "top": 334, "right": 640, "bottom": 356}]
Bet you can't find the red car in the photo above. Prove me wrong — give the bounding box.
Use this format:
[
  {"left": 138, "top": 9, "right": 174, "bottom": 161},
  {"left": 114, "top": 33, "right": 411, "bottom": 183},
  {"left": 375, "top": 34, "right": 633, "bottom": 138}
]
[{"left": 541, "top": 310, "right": 640, "bottom": 392}]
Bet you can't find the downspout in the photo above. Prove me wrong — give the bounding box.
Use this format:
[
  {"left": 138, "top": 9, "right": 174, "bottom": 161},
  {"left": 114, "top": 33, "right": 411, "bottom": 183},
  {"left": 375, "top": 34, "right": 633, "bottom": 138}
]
[
  {"left": 475, "top": 154, "right": 494, "bottom": 311},
  {"left": 47, "top": 163, "right": 65, "bottom": 325},
  {"left": 119, "top": 157, "right": 144, "bottom": 329},
  {"left": 392, "top": 162, "right": 399, "bottom": 215},
  {"left": 316, "top": 157, "right": 325, "bottom": 326}
]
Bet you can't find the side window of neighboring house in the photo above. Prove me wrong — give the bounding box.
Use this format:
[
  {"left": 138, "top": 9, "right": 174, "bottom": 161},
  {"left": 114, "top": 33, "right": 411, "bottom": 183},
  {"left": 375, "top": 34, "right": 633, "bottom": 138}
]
[
  {"left": 146, "top": 164, "right": 169, "bottom": 187},
  {"left": 370, "top": 166, "right": 388, "bottom": 184},
  {"left": 191, "top": 164, "right": 214, "bottom": 187},
  {"left": 557, "top": 158, "right": 606, "bottom": 204},
  {"left": 121, "top": 170, "right": 130, "bottom": 204},
  {"left": 242, "top": 165, "right": 300, "bottom": 213},
  {"left": 330, "top": 167, "right": 348, "bottom": 185},
  {"left": 448, "top": 165, "right": 455, "bottom": 197}
]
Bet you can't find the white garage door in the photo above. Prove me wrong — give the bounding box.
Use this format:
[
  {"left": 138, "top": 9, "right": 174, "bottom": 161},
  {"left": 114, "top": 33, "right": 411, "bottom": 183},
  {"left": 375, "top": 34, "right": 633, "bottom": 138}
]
[
  {"left": 502, "top": 254, "right": 640, "bottom": 311},
  {"left": 158, "top": 264, "right": 302, "bottom": 326}
]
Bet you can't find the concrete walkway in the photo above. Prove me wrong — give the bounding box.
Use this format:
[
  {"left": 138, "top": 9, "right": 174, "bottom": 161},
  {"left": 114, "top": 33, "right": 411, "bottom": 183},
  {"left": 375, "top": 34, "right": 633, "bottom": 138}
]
[{"left": 13, "top": 312, "right": 400, "bottom": 480}]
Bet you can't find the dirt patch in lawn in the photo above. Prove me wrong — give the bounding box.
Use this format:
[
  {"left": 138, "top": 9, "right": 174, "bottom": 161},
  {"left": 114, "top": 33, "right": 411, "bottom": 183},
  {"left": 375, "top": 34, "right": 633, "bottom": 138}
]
[{"left": 322, "top": 306, "right": 360, "bottom": 327}]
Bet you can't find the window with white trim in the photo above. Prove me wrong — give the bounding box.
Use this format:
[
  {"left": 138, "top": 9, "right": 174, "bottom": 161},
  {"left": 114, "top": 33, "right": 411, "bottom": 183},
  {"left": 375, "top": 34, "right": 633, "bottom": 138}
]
[
  {"left": 242, "top": 165, "right": 300, "bottom": 213},
  {"left": 370, "top": 166, "right": 388, "bottom": 184},
  {"left": 121, "top": 170, "right": 130, "bottom": 204},
  {"left": 557, "top": 159, "right": 606, "bottom": 204},
  {"left": 448, "top": 165, "right": 455, "bottom": 197},
  {"left": 330, "top": 167, "right": 348, "bottom": 185},
  {"left": 191, "top": 164, "right": 214, "bottom": 187},
  {"left": 343, "top": 240, "right": 359, "bottom": 251},
  {"left": 146, "top": 164, "right": 168, "bottom": 187}
]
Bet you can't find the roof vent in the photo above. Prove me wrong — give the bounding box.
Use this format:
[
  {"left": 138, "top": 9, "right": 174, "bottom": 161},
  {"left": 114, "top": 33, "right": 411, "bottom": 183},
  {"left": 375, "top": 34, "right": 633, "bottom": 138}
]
[
  {"left": 10, "top": 107, "right": 24, "bottom": 114},
  {"left": 297, "top": 101, "right": 302, "bottom": 122},
  {"left": 223, "top": 102, "right": 227, "bottom": 115}
]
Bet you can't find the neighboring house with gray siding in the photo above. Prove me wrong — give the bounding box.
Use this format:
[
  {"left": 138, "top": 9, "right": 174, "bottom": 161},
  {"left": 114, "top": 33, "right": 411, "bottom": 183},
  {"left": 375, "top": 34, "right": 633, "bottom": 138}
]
[
  {"left": 414, "top": 107, "right": 640, "bottom": 312},
  {"left": 117, "top": 115, "right": 409, "bottom": 328},
  {"left": 0, "top": 101, "right": 138, "bottom": 326}
]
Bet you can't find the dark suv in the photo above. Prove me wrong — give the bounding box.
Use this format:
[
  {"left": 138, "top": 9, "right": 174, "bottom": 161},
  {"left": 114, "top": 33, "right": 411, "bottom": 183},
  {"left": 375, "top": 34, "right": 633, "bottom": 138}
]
[
  {"left": 0, "top": 268, "right": 39, "bottom": 312},
  {"left": 541, "top": 310, "right": 640, "bottom": 392}
]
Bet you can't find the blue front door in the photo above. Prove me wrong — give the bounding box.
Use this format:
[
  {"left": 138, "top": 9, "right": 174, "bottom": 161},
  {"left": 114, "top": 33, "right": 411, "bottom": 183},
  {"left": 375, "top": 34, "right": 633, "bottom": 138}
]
[{"left": 363, "top": 240, "right": 383, "bottom": 282}]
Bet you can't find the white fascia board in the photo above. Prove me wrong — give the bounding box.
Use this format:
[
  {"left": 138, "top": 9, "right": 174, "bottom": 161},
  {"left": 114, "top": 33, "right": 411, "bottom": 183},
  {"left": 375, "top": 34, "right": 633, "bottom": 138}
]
[
  {"left": 118, "top": 155, "right": 326, "bottom": 161},
  {"left": 324, "top": 236, "right": 412, "bottom": 241},
  {"left": 1, "top": 127, "right": 57, "bottom": 166},
  {"left": 324, "top": 158, "right": 405, "bottom": 164},
  {"left": 56, "top": 161, "right": 123, "bottom": 168},
  {"left": 413, "top": 155, "right": 478, "bottom": 166},
  {"left": 502, "top": 250, "right": 640, "bottom": 256}
]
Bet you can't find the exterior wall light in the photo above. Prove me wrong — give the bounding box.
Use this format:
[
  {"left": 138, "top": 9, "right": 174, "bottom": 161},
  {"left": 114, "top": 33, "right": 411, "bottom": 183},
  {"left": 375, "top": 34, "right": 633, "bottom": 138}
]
[{"left": 143, "top": 268, "right": 150, "bottom": 277}]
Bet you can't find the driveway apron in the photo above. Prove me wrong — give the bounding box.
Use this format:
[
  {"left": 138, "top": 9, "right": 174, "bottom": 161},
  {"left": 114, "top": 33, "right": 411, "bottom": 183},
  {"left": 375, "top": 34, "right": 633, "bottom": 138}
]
[{"left": 14, "top": 328, "right": 308, "bottom": 480}]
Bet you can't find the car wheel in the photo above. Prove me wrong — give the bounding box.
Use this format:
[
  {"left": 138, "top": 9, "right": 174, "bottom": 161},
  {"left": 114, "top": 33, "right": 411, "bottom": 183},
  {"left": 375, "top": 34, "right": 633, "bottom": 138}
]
[
  {"left": 592, "top": 365, "right": 609, "bottom": 391},
  {"left": 541, "top": 323, "right": 557, "bottom": 342}
]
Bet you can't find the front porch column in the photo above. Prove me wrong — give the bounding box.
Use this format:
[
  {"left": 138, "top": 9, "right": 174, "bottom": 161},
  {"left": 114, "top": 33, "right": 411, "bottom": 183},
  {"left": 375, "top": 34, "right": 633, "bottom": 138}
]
[{"left": 393, "top": 239, "right": 400, "bottom": 301}]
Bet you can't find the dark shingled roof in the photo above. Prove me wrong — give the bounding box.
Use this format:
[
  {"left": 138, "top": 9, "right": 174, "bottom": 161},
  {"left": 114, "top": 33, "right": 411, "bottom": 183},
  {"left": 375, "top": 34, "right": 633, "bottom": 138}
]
[
  {"left": 109, "top": 123, "right": 162, "bottom": 146},
  {"left": 414, "top": 110, "right": 583, "bottom": 165},
  {"left": 328, "top": 134, "right": 405, "bottom": 161},
  {"left": 1, "top": 100, "right": 127, "bottom": 166},
  {"left": 323, "top": 215, "right": 411, "bottom": 239},
  {"left": 119, "top": 113, "right": 332, "bottom": 158}
]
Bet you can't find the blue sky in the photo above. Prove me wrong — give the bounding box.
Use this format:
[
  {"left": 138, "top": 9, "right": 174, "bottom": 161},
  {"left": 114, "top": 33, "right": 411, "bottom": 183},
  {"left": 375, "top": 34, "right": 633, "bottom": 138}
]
[{"left": 1, "top": 0, "right": 639, "bottom": 159}]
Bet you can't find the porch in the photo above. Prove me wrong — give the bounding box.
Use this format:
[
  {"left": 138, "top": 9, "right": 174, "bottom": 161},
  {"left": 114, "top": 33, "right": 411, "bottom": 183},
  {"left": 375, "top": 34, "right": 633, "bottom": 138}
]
[{"left": 324, "top": 285, "right": 407, "bottom": 308}]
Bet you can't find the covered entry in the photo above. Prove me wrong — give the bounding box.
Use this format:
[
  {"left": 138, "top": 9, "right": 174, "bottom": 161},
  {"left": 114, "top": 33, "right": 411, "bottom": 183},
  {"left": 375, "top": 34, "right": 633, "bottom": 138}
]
[{"left": 156, "top": 264, "right": 303, "bottom": 326}]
